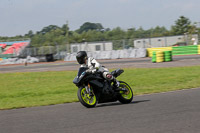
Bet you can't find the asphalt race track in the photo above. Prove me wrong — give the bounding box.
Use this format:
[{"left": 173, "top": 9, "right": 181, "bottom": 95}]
[
  {"left": 1, "top": 55, "right": 200, "bottom": 133},
  {"left": 1, "top": 55, "right": 200, "bottom": 73},
  {"left": 0, "top": 88, "right": 200, "bottom": 133}
]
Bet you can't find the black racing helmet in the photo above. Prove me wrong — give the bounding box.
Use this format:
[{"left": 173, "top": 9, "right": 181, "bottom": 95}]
[{"left": 76, "top": 51, "right": 87, "bottom": 64}]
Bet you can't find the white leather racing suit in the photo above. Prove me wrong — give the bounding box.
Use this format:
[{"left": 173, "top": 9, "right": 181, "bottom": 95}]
[{"left": 81, "top": 57, "right": 112, "bottom": 80}]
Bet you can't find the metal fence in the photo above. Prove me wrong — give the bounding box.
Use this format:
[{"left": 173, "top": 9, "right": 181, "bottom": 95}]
[
  {"left": 134, "top": 34, "right": 199, "bottom": 48},
  {"left": 17, "top": 35, "right": 199, "bottom": 60},
  {"left": 19, "top": 45, "right": 68, "bottom": 60},
  {"left": 19, "top": 39, "right": 135, "bottom": 59}
]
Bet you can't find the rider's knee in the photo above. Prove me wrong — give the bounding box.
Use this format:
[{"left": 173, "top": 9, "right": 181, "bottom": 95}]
[{"left": 103, "top": 71, "right": 113, "bottom": 80}]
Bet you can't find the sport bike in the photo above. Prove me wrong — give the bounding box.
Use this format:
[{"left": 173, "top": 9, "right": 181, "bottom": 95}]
[{"left": 73, "top": 67, "right": 133, "bottom": 108}]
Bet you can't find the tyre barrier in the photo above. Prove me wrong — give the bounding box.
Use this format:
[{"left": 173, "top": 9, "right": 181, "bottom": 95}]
[
  {"left": 156, "top": 51, "right": 164, "bottom": 63},
  {"left": 152, "top": 51, "right": 156, "bottom": 63},
  {"left": 172, "top": 45, "right": 198, "bottom": 55},
  {"left": 164, "top": 51, "right": 172, "bottom": 62},
  {"left": 147, "top": 47, "right": 172, "bottom": 57},
  {"left": 198, "top": 45, "right": 200, "bottom": 54},
  {"left": 152, "top": 51, "right": 172, "bottom": 63},
  {"left": 147, "top": 45, "right": 200, "bottom": 57}
]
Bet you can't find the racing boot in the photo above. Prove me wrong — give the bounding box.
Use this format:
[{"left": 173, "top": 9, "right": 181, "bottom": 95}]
[
  {"left": 113, "top": 78, "right": 120, "bottom": 88},
  {"left": 106, "top": 73, "right": 120, "bottom": 88}
]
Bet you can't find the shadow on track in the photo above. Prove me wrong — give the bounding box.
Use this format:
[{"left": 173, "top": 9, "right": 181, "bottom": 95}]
[{"left": 96, "top": 100, "right": 150, "bottom": 108}]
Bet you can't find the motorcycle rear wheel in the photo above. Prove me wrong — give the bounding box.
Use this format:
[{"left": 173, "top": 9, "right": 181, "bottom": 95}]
[
  {"left": 118, "top": 81, "right": 133, "bottom": 104},
  {"left": 77, "top": 87, "right": 97, "bottom": 108}
]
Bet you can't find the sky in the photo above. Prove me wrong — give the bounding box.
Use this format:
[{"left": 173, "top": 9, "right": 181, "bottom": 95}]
[{"left": 0, "top": 0, "right": 200, "bottom": 37}]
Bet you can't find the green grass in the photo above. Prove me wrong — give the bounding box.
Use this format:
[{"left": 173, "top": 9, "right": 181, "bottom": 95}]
[{"left": 1, "top": 66, "right": 200, "bottom": 109}]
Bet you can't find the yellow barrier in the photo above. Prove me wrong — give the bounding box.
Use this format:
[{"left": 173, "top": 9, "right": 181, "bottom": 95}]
[
  {"left": 156, "top": 51, "right": 164, "bottom": 63},
  {"left": 147, "top": 47, "right": 172, "bottom": 57},
  {"left": 0, "top": 58, "right": 2, "bottom": 61},
  {"left": 198, "top": 45, "right": 200, "bottom": 54}
]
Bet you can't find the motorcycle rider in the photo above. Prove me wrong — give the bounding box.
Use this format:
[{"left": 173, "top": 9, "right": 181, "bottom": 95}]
[{"left": 76, "top": 51, "right": 120, "bottom": 88}]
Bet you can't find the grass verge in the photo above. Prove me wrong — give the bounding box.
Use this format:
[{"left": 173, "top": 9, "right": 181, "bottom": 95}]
[{"left": 1, "top": 66, "right": 200, "bottom": 109}]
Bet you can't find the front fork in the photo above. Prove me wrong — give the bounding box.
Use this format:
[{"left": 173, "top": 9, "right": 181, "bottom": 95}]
[{"left": 85, "top": 83, "right": 94, "bottom": 96}]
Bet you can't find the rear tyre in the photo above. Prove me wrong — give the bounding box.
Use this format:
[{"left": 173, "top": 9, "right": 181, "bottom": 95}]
[
  {"left": 118, "top": 81, "right": 133, "bottom": 104},
  {"left": 77, "top": 87, "right": 97, "bottom": 108}
]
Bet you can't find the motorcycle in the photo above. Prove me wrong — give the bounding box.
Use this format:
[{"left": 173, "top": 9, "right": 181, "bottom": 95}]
[{"left": 73, "top": 67, "right": 133, "bottom": 108}]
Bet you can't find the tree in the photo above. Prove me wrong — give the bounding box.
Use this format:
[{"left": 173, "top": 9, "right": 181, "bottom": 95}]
[
  {"left": 37, "top": 25, "right": 60, "bottom": 35},
  {"left": 126, "top": 28, "right": 136, "bottom": 39},
  {"left": 25, "top": 30, "right": 34, "bottom": 38},
  {"left": 77, "top": 22, "right": 104, "bottom": 33},
  {"left": 105, "top": 27, "right": 125, "bottom": 40},
  {"left": 171, "top": 16, "right": 192, "bottom": 35},
  {"left": 61, "top": 22, "right": 70, "bottom": 36},
  {"left": 134, "top": 27, "right": 146, "bottom": 38},
  {"left": 149, "top": 26, "right": 169, "bottom": 37}
]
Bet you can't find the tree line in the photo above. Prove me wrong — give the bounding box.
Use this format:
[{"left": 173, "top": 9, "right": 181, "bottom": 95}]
[{"left": 0, "top": 16, "right": 199, "bottom": 47}]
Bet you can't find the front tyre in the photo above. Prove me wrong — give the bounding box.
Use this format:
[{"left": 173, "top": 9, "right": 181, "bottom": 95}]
[
  {"left": 77, "top": 87, "right": 97, "bottom": 108},
  {"left": 118, "top": 81, "right": 133, "bottom": 104}
]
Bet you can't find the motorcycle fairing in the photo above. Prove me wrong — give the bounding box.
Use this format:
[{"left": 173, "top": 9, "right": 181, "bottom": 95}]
[
  {"left": 111, "top": 69, "right": 124, "bottom": 78},
  {"left": 73, "top": 67, "right": 88, "bottom": 85}
]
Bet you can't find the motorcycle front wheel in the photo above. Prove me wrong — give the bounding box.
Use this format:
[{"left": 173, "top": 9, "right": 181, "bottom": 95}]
[
  {"left": 77, "top": 87, "right": 97, "bottom": 108},
  {"left": 118, "top": 81, "right": 133, "bottom": 104}
]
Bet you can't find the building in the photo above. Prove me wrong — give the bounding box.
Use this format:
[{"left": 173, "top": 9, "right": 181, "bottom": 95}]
[
  {"left": 134, "top": 34, "right": 199, "bottom": 48},
  {"left": 70, "top": 41, "right": 113, "bottom": 53}
]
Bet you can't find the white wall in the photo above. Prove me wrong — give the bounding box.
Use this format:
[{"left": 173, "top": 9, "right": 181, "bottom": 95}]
[
  {"left": 64, "top": 48, "right": 147, "bottom": 61},
  {"left": 134, "top": 34, "right": 198, "bottom": 48},
  {"left": 71, "top": 42, "right": 113, "bottom": 53}
]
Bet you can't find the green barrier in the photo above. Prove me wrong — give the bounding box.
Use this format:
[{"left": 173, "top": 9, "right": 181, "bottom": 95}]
[
  {"left": 173, "top": 48, "right": 198, "bottom": 51},
  {"left": 150, "top": 45, "right": 199, "bottom": 59},
  {"left": 152, "top": 51, "right": 157, "bottom": 63},
  {"left": 165, "top": 58, "right": 172, "bottom": 62},
  {"left": 173, "top": 51, "right": 198, "bottom": 54},
  {"left": 164, "top": 51, "right": 172, "bottom": 55},
  {"left": 172, "top": 45, "right": 198, "bottom": 55},
  {"left": 173, "top": 45, "right": 198, "bottom": 49},
  {"left": 173, "top": 49, "right": 198, "bottom": 53},
  {"left": 152, "top": 51, "right": 173, "bottom": 63},
  {"left": 164, "top": 51, "right": 172, "bottom": 62},
  {"left": 172, "top": 52, "right": 198, "bottom": 55}
]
